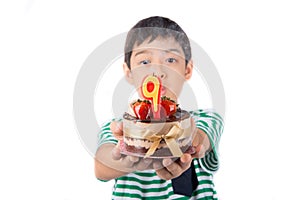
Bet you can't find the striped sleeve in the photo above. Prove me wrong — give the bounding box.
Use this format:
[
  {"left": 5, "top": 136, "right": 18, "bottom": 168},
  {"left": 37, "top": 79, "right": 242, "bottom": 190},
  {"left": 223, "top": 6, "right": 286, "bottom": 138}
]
[
  {"left": 190, "top": 109, "right": 224, "bottom": 173},
  {"left": 97, "top": 120, "right": 119, "bottom": 148}
]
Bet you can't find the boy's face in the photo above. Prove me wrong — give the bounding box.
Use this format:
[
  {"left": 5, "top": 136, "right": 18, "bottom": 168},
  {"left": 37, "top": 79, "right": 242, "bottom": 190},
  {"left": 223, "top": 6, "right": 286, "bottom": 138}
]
[{"left": 123, "top": 36, "right": 193, "bottom": 101}]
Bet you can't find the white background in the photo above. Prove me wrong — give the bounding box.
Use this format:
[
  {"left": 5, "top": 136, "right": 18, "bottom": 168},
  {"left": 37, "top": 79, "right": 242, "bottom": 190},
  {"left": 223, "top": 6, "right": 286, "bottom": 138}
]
[{"left": 1, "top": 0, "right": 300, "bottom": 199}]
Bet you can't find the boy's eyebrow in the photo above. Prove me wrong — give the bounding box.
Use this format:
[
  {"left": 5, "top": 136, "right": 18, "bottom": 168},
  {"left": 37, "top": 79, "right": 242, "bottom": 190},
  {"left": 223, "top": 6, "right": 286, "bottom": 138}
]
[
  {"left": 165, "top": 48, "right": 182, "bottom": 54},
  {"left": 133, "top": 50, "right": 151, "bottom": 57},
  {"left": 133, "top": 48, "right": 182, "bottom": 57}
]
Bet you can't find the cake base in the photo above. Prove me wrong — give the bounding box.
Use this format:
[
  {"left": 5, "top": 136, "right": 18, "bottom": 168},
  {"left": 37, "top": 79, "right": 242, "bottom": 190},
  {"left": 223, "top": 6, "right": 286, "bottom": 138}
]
[{"left": 120, "top": 140, "right": 195, "bottom": 158}]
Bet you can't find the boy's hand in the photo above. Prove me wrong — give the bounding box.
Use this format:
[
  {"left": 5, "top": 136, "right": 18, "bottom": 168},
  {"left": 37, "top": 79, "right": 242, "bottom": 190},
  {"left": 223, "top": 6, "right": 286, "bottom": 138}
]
[
  {"left": 153, "top": 119, "right": 211, "bottom": 180},
  {"left": 110, "top": 121, "right": 152, "bottom": 171},
  {"left": 153, "top": 154, "right": 192, "bottom": 180},
  {"left": 190, "top": 119, "right": 211, "bottom": 159}
]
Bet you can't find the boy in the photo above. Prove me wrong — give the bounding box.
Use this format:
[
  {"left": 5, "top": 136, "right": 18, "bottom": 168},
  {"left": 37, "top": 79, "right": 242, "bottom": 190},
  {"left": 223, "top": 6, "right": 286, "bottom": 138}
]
[{"left": 95, "top": 16, "right": 223, "bottom": 199}]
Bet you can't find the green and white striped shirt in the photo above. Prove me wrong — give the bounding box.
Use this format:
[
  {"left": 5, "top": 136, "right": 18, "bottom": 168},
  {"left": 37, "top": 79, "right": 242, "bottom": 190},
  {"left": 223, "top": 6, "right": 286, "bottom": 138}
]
[{"left": 98, "top": 109, "right": 224, "bottom": 200}]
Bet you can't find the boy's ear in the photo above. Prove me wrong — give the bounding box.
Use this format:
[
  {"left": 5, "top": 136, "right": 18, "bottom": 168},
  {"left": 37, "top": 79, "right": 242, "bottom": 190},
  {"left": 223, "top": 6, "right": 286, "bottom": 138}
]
[
  {"left": 123, "top": 62, "right": 134, "bottom": 84},
  {"left": 185, "top": 60, "right": 193, "bottom": 80}
]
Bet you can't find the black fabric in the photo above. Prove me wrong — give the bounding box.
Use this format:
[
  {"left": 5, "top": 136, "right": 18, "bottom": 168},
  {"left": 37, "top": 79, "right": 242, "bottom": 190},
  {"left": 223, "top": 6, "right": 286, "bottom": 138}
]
[{"left": 171, "top": 162, "right": 199, "bottom": 197}]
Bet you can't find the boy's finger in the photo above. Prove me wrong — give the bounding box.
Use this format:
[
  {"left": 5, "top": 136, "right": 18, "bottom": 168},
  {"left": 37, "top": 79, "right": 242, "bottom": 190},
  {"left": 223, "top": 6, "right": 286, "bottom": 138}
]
[
  {"left": 135, "top": 158, "right": 152, "bottom": 171},
  {"left": 110, "top": 121, "right": 123, "bottom": 140},
  {"left": 129, "top": 156, "right": 139, "bottom": 163},
  {"left": 153, "top": 160, "right": 163, "bottom": 170},
  {"left": 122, "top": 156, "right": 139, "bottom": 168},
  {"left": 155, "top": 167, "right": 173, "bottom": 180},
  {"left": 162, "top": 158, "right": 173, "bottom": 167},
  {"left": 163, "top": 161, "right": 182, "bottom": 177},
  {"left": 191, "top": 145, "right": 201, "bottom": 157},
  {"left": 180, "top": 153, "right": 192, "bottom": 163},
  {"left": 111, "top": 143, "right": 122, "bottom": 160},
  {"left": 191, "top": 145, "right": 205, "bottom": 158},
  {"left": 110, "top": 121, "right": 123, "bottom": 132}
]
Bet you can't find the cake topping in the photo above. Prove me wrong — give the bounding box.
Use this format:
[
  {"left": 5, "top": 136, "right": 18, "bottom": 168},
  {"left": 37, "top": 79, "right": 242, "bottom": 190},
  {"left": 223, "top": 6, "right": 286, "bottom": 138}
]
[{"left": 131, "top": 96, "right": 179, "bottom": 120}]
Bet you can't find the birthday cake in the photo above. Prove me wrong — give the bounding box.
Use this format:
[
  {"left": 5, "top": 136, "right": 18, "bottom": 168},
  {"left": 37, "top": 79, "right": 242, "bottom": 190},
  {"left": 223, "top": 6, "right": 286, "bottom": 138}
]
[{"left": 122, "top": 96, "right": 194, "bottom": 158}]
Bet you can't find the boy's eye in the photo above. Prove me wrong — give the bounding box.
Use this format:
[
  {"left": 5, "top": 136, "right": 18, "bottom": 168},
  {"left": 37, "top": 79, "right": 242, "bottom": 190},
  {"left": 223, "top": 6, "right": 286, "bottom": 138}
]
[
  {"left": 140, "top": 60, "right": 151, "bottom": 65},
  {"left": 166, "top": 58, "right": 177, "bottom": 63}
]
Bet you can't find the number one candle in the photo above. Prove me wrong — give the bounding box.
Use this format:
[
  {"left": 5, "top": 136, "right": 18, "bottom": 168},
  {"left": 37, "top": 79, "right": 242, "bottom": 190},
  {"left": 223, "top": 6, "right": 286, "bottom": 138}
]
[{"left": 142, "top": 75, "right": 162, "bottom": 119}]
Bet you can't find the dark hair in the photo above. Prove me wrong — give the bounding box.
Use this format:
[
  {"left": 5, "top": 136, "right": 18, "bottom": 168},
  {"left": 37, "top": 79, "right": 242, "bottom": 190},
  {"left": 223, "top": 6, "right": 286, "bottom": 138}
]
[{"left": 124, "top": 16, "right": 191, "bottom": 69}]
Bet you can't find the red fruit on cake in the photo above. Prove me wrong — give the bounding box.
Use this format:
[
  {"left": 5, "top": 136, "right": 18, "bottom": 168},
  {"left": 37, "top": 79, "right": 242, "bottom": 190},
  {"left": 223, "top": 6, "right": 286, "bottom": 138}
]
[
  {"left": 160, "top": 96, "right": 177, "bottom": 118},
  {"left": 132, "top": 99, "right": 151, "bottom": 120}
]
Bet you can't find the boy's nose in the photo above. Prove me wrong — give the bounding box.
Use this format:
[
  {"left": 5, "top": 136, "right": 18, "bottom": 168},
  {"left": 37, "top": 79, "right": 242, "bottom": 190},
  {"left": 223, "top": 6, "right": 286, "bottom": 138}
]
[
  {"left": 153, "top": 71, "right": 166, "bottom": 80},
  {"left": 151, "top": 65, "right": 166, "bottom": 80},
  {"left": 159, "top": 72, "right": 166, "bottom": 79}
]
